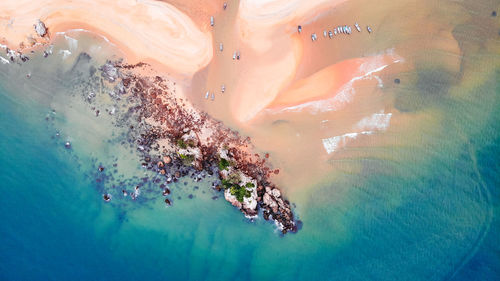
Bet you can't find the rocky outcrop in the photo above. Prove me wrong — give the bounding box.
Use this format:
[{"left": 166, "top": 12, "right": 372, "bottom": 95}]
[
  {"left": 99, "top": 61, "right": 120, "bottom": 82},
  {"left": 97, "top": 61, "right": 298, "bottom": 234},
  {"left": 34, "top": 19, "right": 47, "bottom": 37},
  {"left": 217, "top": 150, "right": 295, "bottom": 233},
  {"left": 220, "top": 167, "right": 259, "bottom": 218},
  {"left": 259, "top": 186, "right": 296, "bottom": 233}
]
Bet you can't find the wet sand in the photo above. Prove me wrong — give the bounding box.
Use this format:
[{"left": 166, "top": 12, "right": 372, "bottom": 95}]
[{"left": 0, "top": 0, "right": 213, "bottom": 76}]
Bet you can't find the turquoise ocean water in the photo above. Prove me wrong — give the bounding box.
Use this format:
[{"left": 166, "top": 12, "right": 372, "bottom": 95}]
[{"left": 0, "top": 31, "right": 499, "bottom": 281}]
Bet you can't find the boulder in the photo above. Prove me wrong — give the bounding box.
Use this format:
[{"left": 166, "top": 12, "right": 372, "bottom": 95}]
[
  {"left": 263, "top": 193, "right": 277, "bottom": 208},
  {"left": 34, "top": 20, "right": 47, "bottom": 37},
  {"left": 271, "top": 188, "right": 281, "bottom": 198},
  {"left": 163, "top": 155, "right": 172, "bottom": 164},
  {"left": 100, "top": 62, "right": 119, "bottom": 82}
]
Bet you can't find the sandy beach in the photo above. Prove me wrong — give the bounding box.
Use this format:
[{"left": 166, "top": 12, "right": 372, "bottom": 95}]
[
  {"left": 0, "top": 0, "right": 468, "bottom": 191},
  {"left": 0, "top": 0, "right": 391, "bottom": 118},
  {"left": 0, "top": 0, "right": 213, "bottom": 76}
]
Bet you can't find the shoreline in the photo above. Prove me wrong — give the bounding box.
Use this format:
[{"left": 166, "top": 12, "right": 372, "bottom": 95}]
[
  {"left": 1, "top": 20, "right": 300, "bottom": 233},
  {"left": 0, "top": 0, "right": 213, "bottom": 77},
  {"left": 100, "top": 60, "right": 299, "bottom": 233}
]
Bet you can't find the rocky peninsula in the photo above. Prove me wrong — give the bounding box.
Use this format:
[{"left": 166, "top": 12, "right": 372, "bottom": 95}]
[{"left": 99, "top": 61, "right": 298, "bottom": 234}]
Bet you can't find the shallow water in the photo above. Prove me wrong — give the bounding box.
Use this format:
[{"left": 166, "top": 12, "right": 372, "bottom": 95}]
[{"left": 1, "top": 2, "right": 500, "bottom": 281}]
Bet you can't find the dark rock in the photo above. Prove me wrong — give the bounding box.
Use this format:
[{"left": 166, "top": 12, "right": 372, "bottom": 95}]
[
  {"left": 103, "top": 194, "right": 111, "bottom": 202},
  {"left": 100, "top": 61, "right": 120, "bottom": 82}
]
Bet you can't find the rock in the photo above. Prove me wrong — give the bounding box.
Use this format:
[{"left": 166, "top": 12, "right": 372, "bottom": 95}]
[
  {"left": 34, "top": 20, "right": 47, "bottom": 37},
  {"left": 224, "top": 189, "right": 242, "bottom": 209},
  {"left": 271, "top": 188, "right": 281, "bottom": 198},
  {"left": 162, "top": 188, "right": 170, "bottom": 196},
  {"left": 263, "top": 211, "right": 270, "bottom": 220},
  {"left": 263, "top": 193, "right": 277, "bottom": 208},
  {"left": 103, "top": 194, "right": 111, "bottom": 202},
  {"left": 163, "top": 155, "right": 172, "bottom": 164},
  {"left": 100, "top": 62, "right": 119, "bottom": 82}
]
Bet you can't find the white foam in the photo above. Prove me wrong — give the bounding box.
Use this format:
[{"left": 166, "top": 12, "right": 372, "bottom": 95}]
[
  {"left": 322, "top": 131, "right": 373, "bottom": 154},
  {"left": 277, "top": 82, "right": 356, "bottom": 114},
  {"left": 64, "top": 35, "right": 78, "bottom": 51},
  {"left": 322, "top": 111, "right": 392, "bottom": 154},
  {"left": 59, "top": 49, "right": 72, "bottom": 59},
  {"left": 355, "top": 111, "right": 392, "bottom": 131},
  {"left": 57, "top": 29, "right": 113, "bottom": 45},
  {"left": 278, "top": 49, "right": 404, "bottom": 114},
  {"left": 0, "top": 56, "right": 10, "bottom": 64}
]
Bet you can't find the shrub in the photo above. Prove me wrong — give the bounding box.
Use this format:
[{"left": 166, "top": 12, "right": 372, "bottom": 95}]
[
  {"left": 227, "top": 172, "right": 241, "bottom": 185},
  {"left": 178, "top": 153, "right": 194, "bottom": 165},
  {"left": 221, "top": 179, "right": 232, "bottom": 189},
  {"left": 230, "top": 185, "right": 252, "bottom": 202},
  {"left": 218, "top": 158, "right": 230, "bottom": 170}
]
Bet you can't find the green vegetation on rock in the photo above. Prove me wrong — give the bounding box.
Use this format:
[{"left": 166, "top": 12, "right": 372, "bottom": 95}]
[
  {"left": 178, "top": 153, "right": 194, "bottom": 165},
  {"left": 227, "top": 173, "right": 241, "bottom": 185},
  {"left": 230, "top": 185, "right": 252, "bottom": 202},
  {"left": 220, "top": 173, "right": 253, "bottom": 202},
  {"left": 177, "top": 139, "right": 187, "bottom": 149},
  {"left": 218, "top": 158, "right": 230, "bottom": 170}
]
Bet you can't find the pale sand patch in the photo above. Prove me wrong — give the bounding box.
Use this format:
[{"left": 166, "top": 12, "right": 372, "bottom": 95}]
[
  {"left": 268, "top": 50, "right": 404, "bottom": 110},
  {"left": 229, "top": 0, "right": 352, "bottom": 123},
  {"left": 0, "top": 0, "right": 213, "bottom": 76}
]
